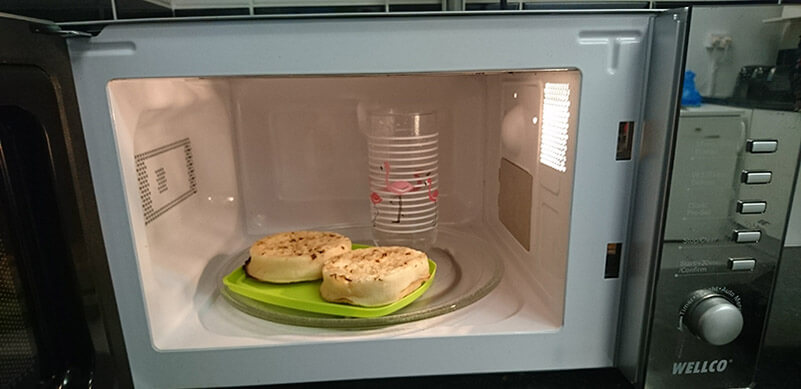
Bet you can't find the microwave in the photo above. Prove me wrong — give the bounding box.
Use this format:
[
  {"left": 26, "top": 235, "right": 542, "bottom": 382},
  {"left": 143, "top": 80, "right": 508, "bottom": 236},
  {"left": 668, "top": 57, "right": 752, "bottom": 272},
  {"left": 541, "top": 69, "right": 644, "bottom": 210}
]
[{"left": 1, "top": 6, "right": 799, "bottom": 388}]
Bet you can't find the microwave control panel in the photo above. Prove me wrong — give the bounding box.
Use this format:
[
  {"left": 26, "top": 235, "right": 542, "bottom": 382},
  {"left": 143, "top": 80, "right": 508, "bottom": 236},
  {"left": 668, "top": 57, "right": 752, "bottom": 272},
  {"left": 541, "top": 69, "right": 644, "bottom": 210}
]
[{"left": 643, "top": 109, "right": 801, "bottom": 388}]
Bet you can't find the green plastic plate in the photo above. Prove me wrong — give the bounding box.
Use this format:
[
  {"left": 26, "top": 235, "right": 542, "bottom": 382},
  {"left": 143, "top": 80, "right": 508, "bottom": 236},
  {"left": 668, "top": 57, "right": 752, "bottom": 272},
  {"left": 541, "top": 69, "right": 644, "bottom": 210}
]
[{"left": 222, "top": 244, "right": 436, "bottom": 318}]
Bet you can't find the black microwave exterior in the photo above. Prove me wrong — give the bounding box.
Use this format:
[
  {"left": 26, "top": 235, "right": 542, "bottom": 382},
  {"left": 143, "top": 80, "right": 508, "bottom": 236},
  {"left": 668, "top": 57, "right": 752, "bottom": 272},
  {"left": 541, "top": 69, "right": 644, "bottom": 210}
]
[{"left": 1, "top": 5, "right": 800, "bottom": 389}]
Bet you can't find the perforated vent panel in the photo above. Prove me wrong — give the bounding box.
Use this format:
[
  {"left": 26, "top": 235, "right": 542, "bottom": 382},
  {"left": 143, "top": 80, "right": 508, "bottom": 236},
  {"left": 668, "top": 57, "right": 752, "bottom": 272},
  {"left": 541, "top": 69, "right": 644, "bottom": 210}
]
[
  {"left": 0, "top": 234, "right": 39, "bottom": 388},
  {"left": 135, "top": 138, "right": 197, "bottom": 225}
]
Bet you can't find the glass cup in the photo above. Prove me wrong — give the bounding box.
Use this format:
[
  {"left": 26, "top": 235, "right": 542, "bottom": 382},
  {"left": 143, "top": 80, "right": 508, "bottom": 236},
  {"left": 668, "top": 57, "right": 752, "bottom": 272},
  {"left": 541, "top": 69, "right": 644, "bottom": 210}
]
[{"left": 366, "top": 111, "right": 438, "bottom": 250}]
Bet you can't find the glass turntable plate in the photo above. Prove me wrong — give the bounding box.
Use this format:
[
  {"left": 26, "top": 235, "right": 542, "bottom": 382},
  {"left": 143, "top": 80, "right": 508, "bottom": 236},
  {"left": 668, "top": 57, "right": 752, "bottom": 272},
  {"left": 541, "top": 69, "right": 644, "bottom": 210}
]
[{"left": 220, "top": 228, "right": 503, "bottom": 328}]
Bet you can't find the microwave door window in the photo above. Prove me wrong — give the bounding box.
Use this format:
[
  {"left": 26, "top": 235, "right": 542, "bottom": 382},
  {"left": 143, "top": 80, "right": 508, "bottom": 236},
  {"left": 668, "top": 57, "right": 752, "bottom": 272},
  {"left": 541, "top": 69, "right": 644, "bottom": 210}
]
[
  {"left": 0, "top": 122, "right": 40, "bottom": 388},
  {"left": 0, "top": 106, "right": 93, "bottom": 388}
]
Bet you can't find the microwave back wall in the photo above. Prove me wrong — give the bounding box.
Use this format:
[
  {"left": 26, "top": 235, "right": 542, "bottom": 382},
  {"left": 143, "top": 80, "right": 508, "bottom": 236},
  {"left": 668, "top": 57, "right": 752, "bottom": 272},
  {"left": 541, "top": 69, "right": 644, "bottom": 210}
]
[{"left": 5, "top": 7, "right": 798, "bottom": 388}]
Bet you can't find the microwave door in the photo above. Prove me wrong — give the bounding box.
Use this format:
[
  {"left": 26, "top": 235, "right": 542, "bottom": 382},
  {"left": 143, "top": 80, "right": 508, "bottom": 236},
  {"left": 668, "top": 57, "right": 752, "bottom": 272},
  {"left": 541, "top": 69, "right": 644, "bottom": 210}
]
[{"left": 0, "top": 15, "right": 132, "bottom": 389}]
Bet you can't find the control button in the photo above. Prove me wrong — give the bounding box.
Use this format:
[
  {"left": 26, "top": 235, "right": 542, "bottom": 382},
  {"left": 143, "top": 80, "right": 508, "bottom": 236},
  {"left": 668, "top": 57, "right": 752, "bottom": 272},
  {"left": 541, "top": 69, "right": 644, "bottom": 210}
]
[
  {"left": 685, "top": 295, "right": 744, "bottom": 346},
  {"left": 741, "top": 171, "right": 772, "bottom": 184},
  {"left": 746, "top": 139, "right": 778, "bottom": 153},
  {"left": 733, "top": 230, "right": 761, "bottom": 243},
  {"left": 728, "top": 258, "right": 756, "bottom": 271},
  {"left": 737, "top": 201, "right": 767, "bottom": 214}
]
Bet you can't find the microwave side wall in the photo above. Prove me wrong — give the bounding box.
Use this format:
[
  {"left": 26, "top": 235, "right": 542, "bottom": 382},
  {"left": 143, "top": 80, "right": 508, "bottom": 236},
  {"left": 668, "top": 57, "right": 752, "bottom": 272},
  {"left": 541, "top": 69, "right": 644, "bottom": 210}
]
[{"left": 66, "top": 13, "right": 681, "bottom": 388}]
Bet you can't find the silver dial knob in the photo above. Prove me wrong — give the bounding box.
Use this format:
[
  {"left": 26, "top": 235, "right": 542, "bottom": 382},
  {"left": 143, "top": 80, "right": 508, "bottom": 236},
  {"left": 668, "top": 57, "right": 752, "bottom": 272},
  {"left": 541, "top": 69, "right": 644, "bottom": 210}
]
[{"left": 685, "top": 295, "right": 743, "bottom": 346}]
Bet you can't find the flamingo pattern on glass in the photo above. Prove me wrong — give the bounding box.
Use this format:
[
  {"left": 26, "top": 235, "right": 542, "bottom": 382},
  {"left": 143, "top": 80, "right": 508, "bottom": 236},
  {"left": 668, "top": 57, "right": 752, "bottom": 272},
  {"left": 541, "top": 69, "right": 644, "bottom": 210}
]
[
  {"left": 369, "top": 191, "right": 383, "bottom": 224},
  {"left": 382, "top": 161, "right": 414, "bottom": 223},
  {"left": 365, "top": 112, "right": 438, "bottom": 247},
  {"left": 425, "top": 178, "right": 439, "bottom": 202}
]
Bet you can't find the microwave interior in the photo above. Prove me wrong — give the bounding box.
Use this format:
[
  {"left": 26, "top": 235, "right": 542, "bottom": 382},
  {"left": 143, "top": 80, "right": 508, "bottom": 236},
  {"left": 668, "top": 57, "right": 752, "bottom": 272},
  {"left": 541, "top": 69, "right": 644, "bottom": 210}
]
[{"left": 106, "top": 70, "right": 583, "bottom": 350}]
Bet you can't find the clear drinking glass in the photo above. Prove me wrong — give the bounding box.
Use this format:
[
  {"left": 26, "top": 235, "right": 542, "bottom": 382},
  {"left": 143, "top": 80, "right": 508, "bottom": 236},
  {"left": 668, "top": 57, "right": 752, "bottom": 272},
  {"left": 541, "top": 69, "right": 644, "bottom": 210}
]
[{"left": 366, "top": 111, "right": 438, "bottom": 250}]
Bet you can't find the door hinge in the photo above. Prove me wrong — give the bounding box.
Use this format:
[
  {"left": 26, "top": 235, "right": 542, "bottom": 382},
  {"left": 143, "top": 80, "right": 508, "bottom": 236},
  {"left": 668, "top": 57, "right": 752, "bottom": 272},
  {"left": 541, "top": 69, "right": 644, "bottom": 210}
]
[{"left": 33, "top": 24, "right": 92, "bottom": 38}]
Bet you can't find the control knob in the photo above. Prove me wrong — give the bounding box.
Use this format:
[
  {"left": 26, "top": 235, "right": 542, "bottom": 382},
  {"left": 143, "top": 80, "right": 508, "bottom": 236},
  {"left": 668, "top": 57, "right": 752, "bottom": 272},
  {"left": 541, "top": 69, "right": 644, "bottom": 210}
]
[{"left": 683, "top": 292, "right": 743, "bottom": 346}]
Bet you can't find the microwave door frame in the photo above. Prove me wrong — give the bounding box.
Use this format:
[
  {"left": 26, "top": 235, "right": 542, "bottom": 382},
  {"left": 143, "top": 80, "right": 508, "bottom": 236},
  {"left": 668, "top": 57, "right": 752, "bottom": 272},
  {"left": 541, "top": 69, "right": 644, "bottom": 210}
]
[
  {"left": 65, "top": 10, "right": 682, "bottom": 387},
  {"left": 615, "top": 7, "right": 690, "bottom": 387},
  {"left": 0, "top": 14, "right": 133, "bottom": 389}
]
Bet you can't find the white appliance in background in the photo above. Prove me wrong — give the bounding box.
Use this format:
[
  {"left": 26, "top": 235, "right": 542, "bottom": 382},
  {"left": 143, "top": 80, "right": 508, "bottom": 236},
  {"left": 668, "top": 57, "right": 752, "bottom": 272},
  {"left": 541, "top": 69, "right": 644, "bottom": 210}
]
[
  {"left": 665, "top": 104, "right": 749, "bottom": 242},
  {"left": 665, "top": 103, "right": 801, "bottom": 243},
  {"left": 735, "top": 109, "right": 801, "bottom": 240},
  {"left": 667, "top": 103, "right": 801, "bottom": 242},
  {"left": 4, "top": 7, "right": 800, "bottom": 389}
]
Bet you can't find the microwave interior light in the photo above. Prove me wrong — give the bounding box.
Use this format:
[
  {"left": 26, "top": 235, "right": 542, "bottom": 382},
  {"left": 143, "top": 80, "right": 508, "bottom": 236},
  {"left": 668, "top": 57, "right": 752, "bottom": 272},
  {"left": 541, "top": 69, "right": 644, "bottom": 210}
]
[{"left": 540, "top": 82, "right": 571, "bottom": 173}]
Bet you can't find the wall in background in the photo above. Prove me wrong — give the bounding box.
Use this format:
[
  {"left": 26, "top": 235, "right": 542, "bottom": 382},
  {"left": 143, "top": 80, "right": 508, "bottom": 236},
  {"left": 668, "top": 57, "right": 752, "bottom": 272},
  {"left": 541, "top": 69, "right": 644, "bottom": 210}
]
[
  {"left": 685, "top": 5, "right": 783, "bottom": 98},
  {"left": 0, "top": 0, "right": 113, "bottom": 22},
  {"left": 779, "top": 20, "right": 801, "bottom": 50},
  {"left": 0, "top": 1, "right": 791, "bottom": 23}
]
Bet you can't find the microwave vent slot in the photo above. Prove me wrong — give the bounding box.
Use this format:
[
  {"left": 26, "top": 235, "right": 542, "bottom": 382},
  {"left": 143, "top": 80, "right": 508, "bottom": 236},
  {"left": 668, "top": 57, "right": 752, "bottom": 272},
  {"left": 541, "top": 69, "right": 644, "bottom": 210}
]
[
  {"left": 135, "top": 138, "right": 198, "bottom": 225},
  {"left": 616, "top": 121, "right": 634, "bottom": 161},
  {"left": 605, "top": 242, "right": 622, "bottom": 279},
  {"left": 498, "top": 157, "right": 533, "bottom": 251}
]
